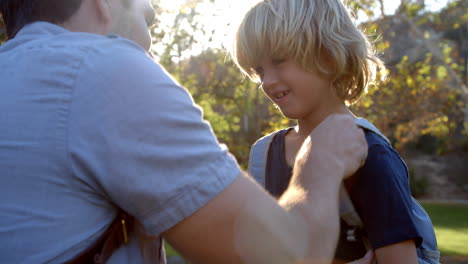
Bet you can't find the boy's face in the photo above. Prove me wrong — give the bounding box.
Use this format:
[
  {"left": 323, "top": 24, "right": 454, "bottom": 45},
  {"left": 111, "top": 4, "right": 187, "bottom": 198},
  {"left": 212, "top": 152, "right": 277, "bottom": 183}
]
[
  {"left": 255, "top": 57, "right": 340, "bottom": 121},
  {"left": 108, "top": 0, "right": 155, "bottom": 51}
]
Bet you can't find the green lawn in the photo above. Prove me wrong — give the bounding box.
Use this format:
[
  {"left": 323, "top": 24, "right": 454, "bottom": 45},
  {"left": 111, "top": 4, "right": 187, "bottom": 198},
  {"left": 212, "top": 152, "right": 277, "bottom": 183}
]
[
  {"left": 165, "top": 202, "right": 468, "bottom": 258},
  {"left": 165, "top": 242, "right": 178, "bottom": 257},
  {"left": 420, "top": 202, "right": 468, "bottom": 257}
]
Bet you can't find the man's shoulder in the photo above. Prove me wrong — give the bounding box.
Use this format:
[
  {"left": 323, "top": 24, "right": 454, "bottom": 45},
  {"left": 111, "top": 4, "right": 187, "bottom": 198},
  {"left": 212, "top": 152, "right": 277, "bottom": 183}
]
[
  {"left": 5, "top": 24, "right": 146, "bottom": 59},
  {"left": 29, "top": 28, "right": 154, "bottom": 71},
  {"left": 63, "top": 33, "right": 150, "bottom": 66},
  {"left": 60, "top": 33, "right": 175, "bottom": 87},
  {"left": 3, "top": 25, "right": 158, "bottom": 79}
]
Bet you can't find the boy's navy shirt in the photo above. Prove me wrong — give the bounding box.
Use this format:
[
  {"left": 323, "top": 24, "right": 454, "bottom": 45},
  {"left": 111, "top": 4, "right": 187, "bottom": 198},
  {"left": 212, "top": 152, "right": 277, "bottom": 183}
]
[{"left": 265, "top": 128, "right": 431, "bottom": 261}]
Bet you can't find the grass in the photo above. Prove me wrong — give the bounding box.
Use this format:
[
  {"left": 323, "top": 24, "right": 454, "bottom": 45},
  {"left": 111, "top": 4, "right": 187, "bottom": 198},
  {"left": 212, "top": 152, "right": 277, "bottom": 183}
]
[
  {"left": 165, "top": 242, "right": 178, "bottom": 257},
  {"left": 420, "top": 202, "right": 468, "bottom": 257},
  {"left": 164, "top": 202, "right": 468, "bottom": 258}
]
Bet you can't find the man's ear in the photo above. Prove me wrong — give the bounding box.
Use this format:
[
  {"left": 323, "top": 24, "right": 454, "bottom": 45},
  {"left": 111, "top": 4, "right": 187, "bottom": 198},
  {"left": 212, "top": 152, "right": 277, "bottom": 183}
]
[{"left": 93, "top": 0, "right": 112, "bottom": 23}]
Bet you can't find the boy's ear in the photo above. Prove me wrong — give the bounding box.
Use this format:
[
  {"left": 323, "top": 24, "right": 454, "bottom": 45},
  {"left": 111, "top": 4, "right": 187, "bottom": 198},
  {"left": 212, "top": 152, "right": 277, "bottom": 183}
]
[{"left": 319, "top": 50, "right": 336, "bottom": 76}]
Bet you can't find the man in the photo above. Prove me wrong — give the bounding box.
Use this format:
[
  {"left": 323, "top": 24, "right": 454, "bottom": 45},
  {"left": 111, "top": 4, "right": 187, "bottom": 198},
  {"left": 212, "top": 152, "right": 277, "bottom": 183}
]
[{"left": 0, "top": 0, "right": 369, "bottom": 263}]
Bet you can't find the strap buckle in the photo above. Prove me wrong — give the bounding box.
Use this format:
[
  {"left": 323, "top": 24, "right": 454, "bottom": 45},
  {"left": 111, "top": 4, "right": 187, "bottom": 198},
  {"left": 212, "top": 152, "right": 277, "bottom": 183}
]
[
  {"left": 121, "top": 217, "right": 129, "bottom": 244},
  {"left": 346, "top": 227, "right": 358, "bottom": 242}
]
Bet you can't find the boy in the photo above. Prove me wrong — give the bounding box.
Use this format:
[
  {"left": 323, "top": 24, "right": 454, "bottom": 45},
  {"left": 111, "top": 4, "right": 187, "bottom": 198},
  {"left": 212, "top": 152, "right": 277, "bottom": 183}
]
[{"left": 230, "top": 0, "right": 440, "bottom": 263}]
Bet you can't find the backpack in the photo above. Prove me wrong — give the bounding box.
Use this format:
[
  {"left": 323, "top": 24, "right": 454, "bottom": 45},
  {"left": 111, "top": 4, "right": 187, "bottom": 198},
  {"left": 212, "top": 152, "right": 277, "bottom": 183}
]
[{"left": 248, "top": 118, "right": 440, "bottom": 264}]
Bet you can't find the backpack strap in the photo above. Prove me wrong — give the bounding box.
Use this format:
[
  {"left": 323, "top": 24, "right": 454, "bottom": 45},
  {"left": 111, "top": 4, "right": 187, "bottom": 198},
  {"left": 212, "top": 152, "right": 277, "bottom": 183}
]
[
  {"left": 339, "top": 185, "right": 364, "bottom": 227},
  {"left": 340, "top": 184, "right": 373, "bottom": 251},
  {"left": 344, "top": 117, "right": 391, "bottom": 251},
  {"left": 65, "top": 210, "right": 134, "bottom": 264},
  {"left": 355, "top": 118, "right": 391, "bottom": 145},
  {"left": 248, "top": 120, "right": 381, "bottom": 251},
  {"left": 248, "top": 130, "right": 283, "bottom": 186},
  {"left": 346, "top": 118, "right": 390, "bottom": 227}
]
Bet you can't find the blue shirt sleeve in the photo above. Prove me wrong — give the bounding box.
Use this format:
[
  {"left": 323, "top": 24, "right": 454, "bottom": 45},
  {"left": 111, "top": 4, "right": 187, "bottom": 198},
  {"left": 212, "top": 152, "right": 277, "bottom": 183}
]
[
  {"left": 349, "top": 138, "right": 423, "bottom": 250},
  {"left": 69, "top": 40, "right": 240, "bottom": 236}
]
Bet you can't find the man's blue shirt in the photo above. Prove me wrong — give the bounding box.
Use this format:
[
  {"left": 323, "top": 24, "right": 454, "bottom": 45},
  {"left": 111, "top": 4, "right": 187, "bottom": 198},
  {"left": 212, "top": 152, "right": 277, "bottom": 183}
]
[{"left": 0, "top": 22, "right": 240, "bottom": 263}]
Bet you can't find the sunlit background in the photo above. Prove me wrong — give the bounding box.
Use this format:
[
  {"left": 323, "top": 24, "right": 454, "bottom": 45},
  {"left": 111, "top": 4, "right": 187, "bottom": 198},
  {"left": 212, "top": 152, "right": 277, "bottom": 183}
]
[
  {"left": 0, "top": 0, "right": 466, "bottom": 261},
  {"left": 153, "top": 0, "right": 449, "bottom": 57},
  {"left": 148, "top": 2, "right": 468, "bottom": 261}
]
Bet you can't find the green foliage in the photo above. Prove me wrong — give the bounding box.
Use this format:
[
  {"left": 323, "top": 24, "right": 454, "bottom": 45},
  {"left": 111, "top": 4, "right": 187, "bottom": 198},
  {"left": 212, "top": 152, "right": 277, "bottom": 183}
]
[
  {"left": 398, "top": 2, "right": 425, "bottom": 19},
  {"left": 410, "top": 134, "right": 449, "bottom": 155},
  {"left": 408, "top": 167, "right": 429, "bottom": 198},
  {"left": 461, "top": 136, "right": 468, "bottom": 153},
  {"left": 164, "top": 241, "right": 179, "bottom": 257},
  {"left": 347, "top": 0, "right": 378, "bottom": 19},
  {"left": 153, "top": 0, "right": 467, "bottom": 166},
  {"left": 352, "top": 43, "right": 464, "bottom": 152}
]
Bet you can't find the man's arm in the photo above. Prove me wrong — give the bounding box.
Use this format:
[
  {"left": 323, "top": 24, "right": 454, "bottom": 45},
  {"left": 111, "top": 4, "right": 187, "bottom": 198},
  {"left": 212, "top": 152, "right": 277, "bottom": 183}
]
[
  {"left": 164, "top": 173, "right": 338, "bottom": 264},
  {"left": 69, "top": 49, "right": 364, "bottom": 263},
  {"left": 164, "top": 115, "right": 368, "bottom": 264}
]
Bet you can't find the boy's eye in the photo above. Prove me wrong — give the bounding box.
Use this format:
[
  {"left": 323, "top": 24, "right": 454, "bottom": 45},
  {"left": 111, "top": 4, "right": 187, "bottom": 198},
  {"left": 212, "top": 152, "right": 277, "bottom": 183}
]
[
  {"left": 272, "top": 59, "right": 285, "bottom": 65},
  {"left": 254, "top": 66, "right": 264, "bottom": 80}
]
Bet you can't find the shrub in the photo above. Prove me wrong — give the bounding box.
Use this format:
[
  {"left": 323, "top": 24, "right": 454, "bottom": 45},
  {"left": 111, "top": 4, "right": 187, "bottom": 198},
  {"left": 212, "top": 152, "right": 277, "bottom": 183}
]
[{"left": 409, "top": 167, "right": 429, "bottom": 198}]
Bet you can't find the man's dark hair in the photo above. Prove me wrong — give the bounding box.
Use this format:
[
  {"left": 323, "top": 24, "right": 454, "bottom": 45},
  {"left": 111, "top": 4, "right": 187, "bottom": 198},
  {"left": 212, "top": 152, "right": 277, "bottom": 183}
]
[{"left": 0, "top": 0, "right": 83, "bottom": 39}]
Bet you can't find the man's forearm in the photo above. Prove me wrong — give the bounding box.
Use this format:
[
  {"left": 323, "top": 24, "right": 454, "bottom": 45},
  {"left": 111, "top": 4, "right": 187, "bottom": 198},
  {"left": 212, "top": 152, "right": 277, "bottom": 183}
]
[
  {"left": 165, "top": 115, "right": 367, "bottom": 263},
  {"left": 279, "top": 176, "right": 341, "bottom": 263},
  {"left": 233, "top": 171, "right": 341, "bottom": 264},
  {"left": 276, "top": 122, "right": 354, "bottom": 263}
]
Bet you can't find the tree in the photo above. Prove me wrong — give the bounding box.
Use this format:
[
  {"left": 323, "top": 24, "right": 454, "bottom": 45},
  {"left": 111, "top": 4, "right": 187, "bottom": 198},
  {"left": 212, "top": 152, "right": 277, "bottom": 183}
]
[{"left": 352, "top": 0, "right": 467, "bottom": 152}]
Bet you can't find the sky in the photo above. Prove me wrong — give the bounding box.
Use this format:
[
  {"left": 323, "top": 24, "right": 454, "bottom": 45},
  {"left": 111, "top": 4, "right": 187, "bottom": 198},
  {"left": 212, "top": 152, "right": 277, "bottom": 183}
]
[
  {"left": 157, "top": 0, "right": 449, "bottom": 17},
  {"left": 153, "top": 0, "right": 450, "bottom": 56},
  {"left": 382, "top": 0, "right": 448, "bottom": 13}
]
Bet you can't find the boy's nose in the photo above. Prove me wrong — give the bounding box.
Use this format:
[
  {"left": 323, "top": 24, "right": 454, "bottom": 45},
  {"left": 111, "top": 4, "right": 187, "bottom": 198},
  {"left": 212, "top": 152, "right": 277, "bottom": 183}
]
[{"left": 261, "top": 71, "right": 278, "bottom": 91}]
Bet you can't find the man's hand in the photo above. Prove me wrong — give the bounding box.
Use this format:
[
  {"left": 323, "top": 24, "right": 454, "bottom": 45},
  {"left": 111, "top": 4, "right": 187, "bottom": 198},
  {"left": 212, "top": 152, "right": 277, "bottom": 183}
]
[
  {"left": 276, "top": 114, "right": 368, "bottom": 263},
  {"left": 293, "top": 114, "right": 368, "bottom": 187}
]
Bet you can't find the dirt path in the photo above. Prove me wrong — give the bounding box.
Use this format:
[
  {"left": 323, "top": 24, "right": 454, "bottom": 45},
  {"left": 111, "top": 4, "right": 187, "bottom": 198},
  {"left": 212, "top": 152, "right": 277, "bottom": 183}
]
[{"left": 403, "top": 151, "right": 468, "bottom": 200}]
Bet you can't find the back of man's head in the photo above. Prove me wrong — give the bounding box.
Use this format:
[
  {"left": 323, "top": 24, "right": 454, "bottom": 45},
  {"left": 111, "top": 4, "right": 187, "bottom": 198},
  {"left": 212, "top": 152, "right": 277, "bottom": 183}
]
[{"left": 0, "top": 0, "right": 83, "bottom": 39}]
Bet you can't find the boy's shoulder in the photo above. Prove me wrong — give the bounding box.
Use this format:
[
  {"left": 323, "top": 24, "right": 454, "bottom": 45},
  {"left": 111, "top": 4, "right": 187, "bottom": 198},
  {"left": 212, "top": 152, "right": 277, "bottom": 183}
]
[
  {"left": 364, "top": 130, "right": 391, "bottom": 149},
  {"left": 354, "top": 118, "right": 396, "bottom": 154},
  {"left": 252, "top": 128, "right": 291, "bottom": 147},
  {"left": 362, "top": 129, "right": 403, "bottom": 167},
  {"left": 353, "top": 118, "right": 406, "bottom": 173}
]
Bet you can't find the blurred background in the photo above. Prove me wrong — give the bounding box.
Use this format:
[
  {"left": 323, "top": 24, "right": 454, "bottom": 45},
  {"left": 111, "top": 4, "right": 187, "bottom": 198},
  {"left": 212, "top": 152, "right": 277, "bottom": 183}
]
[{"left": 1, "top": 0, "right": 466, "bottom": 262}]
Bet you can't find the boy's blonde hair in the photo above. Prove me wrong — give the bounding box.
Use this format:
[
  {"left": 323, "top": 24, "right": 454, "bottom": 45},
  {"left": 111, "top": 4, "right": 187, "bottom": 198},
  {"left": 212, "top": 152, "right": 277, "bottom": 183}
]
[{"left": 230, "top": 0, "right": 386, "bottom": 104}]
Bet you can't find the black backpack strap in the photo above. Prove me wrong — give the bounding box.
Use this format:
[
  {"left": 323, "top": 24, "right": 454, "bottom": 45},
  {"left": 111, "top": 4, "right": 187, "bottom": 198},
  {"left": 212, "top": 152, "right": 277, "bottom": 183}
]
[
  {"left": 340, "top": 185, "right": 373, "bottom": 251},
  {"left": 65, "top": 210, "right": 134, "bottom": 264}
]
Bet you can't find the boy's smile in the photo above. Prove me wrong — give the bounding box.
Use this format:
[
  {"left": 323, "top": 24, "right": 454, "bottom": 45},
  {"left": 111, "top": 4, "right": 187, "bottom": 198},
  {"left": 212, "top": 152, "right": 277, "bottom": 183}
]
[
  {"left": 256, "top": 57, "right": 342, "bottom": 123},
  {"left": 269, "top": 87, "right": 291, "bottom": 105}
]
